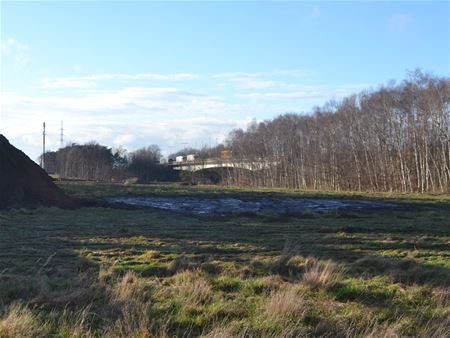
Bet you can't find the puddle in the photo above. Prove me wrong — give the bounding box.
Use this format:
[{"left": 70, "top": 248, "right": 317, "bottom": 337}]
[{"left": 105, "top": 196, "right": 394, "bottom": 215}]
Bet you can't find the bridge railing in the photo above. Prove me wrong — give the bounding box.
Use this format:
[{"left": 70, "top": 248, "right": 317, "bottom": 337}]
[{"left": 169, "top": 157, "right": 274, "bottom": 165}]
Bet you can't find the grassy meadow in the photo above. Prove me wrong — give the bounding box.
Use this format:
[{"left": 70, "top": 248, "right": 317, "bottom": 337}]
[{"left": 0, "top": 182, "right": 449, "bottom": 337}]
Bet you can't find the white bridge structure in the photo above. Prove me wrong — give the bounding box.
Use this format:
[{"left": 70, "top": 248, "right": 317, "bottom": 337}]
[{"left": 169, "top": 157, "right": 274, "bottom": 172}]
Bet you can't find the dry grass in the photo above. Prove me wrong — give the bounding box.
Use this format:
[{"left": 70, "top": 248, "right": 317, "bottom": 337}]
[
  {"left": 172, "top": 270, "right": 213, "bottom": 305},
  {"left": 107, "top": 271, "right": 155, "bottom": 337},
  {"left": 110, "top": 300, "right": 152, "bottom": 337},
  {"left": 432, "top": 287, "right": 450, "bottom": 307},
  {"left": 342, "top": 314, "right": 450, "bottom": 338},
  {"left": 262, "top": 289, "right": 307, "bottom": 324},
  {"left": 55, "top": 305, "right": 94, "bottom": 338},
  {"left": 111, "top": 271, "right": 145, "bottom": 303},
  {"left": 201, "top": 325, "right": 304, "bottom": 338},
  {"left": 360, "top": 324, "right": 401, "bottom": 338},
  {"left": 0, "top": 303, "right": 48, "bottom": 338},
  {"left": 418, "top": 316, "right": 450, "bottom": 338},
  {"left": 270, "top": 240, "right": 302, "bottom": 276},
  {"left": 167, "top": 255, "right": 192, "bottom": 275},
  {"left": 302, "top": 258, "right": 344, "bottom": 289},
  {"left": 352, "top": 255, "right": 449, "bottom": 287},
  {"left": 201, "top": 326, "right": 238, "bottom": 338},
  {"left": 140, "top": 250, "right": 161, "bottom": 262}
]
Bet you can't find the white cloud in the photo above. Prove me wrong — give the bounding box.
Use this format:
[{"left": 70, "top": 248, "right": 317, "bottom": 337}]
[
  {"left": 40, "top": 72, "right": 200, "bottom": 89},
  {"left": 212, "top": 70, "right": 314, "bottom": 90},
  {"left": 236, "top": 84, "right": 368, "bottom": 100},
  {"left": 214, "top": 72, "right": 265, "bottom": 79},
  {"left": 224, "top": 77, "right": 277, "bottom": 89},
  {"left": 39, "top": 70, "right": 313, "bottom": 91},
  {"left": 41, "top": 78, "right": 98, "bottom": 89},
  {"left": 1, "top": 37, "right": 30, "bottom": 67},
  {"left": 0, "top": 88, "right": 254, "bottom": 160},
  {"left": 272, "top": 69, "right": 314, "bottom": 77},
  {"left": 2, "top": 88, "right": 221, "bottom": 118},
  {"left": 90, "top": 72, "right": 200, "bottom": 81},
  {"left": 113, "top": 133, "right": 136, "bottom": 147},
  {"left": 388, "top": 14, "right": 413, "bottom": 34},
  {"left": 213, "top": 69, "right": 311, "bottom": 79},
  {"left": 237, "top": 91, "right": 324, "bottom": 100}
]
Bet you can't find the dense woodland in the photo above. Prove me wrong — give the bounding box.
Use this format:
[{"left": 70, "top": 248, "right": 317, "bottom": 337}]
[{"left": 221, "top": 71, "right": 450, "bottom": 193}]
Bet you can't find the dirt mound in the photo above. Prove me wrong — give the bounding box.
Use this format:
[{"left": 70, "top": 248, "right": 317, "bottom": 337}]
[{"left": 0, "top": 134, "right": 76, "bottom": 209}]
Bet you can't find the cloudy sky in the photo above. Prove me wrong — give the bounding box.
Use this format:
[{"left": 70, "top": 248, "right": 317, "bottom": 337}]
[{"left": 1, "top": 1, "right": 449, "bottom": 161}]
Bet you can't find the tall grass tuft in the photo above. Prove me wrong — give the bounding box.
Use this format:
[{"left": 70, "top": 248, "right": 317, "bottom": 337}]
[
  {"left": 0, "top": 303, "right": 48, "bottom": 338},
  {"left": 112, "top": 270, "right": 145, "bottom": 302},
  {"left": 172, "top": 270, "right": 213, "bottom": 305},
  {"left": 302, "top": 259, "right": 344, "bottom": 289},
  {"left": 167, "top": 255, "right": 192, "bottom": 275},
  {"left": 107, "top": 271, "right": 154, "bottom": 337},
  {"left": 270, "top": 240, "right": 301, "bottom": 276},
  {"left": 201, "top": 326, "right": 237, "bottom": 338},
  {"left": 262, "top": 289, "right": 307, "bottom": 324}
]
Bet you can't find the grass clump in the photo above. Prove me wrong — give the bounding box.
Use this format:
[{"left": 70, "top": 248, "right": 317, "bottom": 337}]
[
  {"left": 212, "top": 276, "right": 242, "bottom": 293},
  {"left": 201, "top": 326, "right": 236, "bottom": 338},
  {"left": 172, "top": 270, "right": 213, "bottom": 306},
  {"left": 302, "top": 258, "right": 345, "bottom": 289},
  {"left": 111, "top": 271, "right": 146, "bottom": 303},
  {"left": 261, "top": 289, "right": 307, "bottom": 325},
  {"left": 242, "top": 275, "right": 283, "bottom": 296},
  {"left": 167, "top": 255, "right": 192, "bottom": 275},
  {"left": 139, "top": 250, "right": 161, "bottom": 262},
  {"left": 0, "top": 303, "right": 49, "bottom": 338}
]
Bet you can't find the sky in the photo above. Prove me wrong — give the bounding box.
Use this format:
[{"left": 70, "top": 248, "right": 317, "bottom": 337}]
[{"left": 1, "top": 0, "right": 449, "bottom": 161}]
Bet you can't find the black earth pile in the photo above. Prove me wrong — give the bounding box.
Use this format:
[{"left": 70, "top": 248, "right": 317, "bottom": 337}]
[{"left": 0, "top": 134, "right": 76, "bottom": 208}]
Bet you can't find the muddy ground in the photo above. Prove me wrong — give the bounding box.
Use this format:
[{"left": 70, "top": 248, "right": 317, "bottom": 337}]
[{"left": 105, "top": 196, "right": 395, "bottom": 215}]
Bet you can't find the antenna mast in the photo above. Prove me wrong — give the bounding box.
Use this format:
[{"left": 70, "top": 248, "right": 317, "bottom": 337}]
[
  {"left": 60, "top": 120, "right": 64, "bottom": 148},
  {"left": 42, "top": 122, "right": 46, "bottom": 169}
]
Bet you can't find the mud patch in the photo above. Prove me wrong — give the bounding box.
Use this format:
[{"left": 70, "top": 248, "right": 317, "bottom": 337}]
[{"left": 105, "top": 196, "right": 394, "bottom": 215}]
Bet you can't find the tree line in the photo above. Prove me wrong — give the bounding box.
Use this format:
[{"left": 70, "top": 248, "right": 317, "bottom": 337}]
[
  {"left": 220, "top": 71, "right": 450, "bottom": 193},
  {"left": 39, "top": 70, "right": 450, "bottom": 192},
  {"left": 41, "top": 143, "right": 177, "bottom": 183}
]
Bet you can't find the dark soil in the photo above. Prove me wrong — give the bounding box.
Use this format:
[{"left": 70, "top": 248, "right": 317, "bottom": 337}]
[
  {"left": 0, "top": 134, "right": 76, "bottom": 209},
  {"left": 105, "top": 195, "right": 395, "bottom": 215}
]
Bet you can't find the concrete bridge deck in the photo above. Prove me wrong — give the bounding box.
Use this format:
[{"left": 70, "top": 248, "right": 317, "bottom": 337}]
[{"left": 169, "top": 158, "right": 274, "bottom": 172}]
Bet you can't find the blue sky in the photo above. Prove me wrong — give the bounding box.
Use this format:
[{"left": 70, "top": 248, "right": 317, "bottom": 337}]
[{"left": 1, "top": 1, "right": 449, "bottom": 160}]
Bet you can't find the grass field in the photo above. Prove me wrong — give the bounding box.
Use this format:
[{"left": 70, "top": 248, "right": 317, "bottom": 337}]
[{"left": 0, "top": 182, "right": 449, "bottom": 337}]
